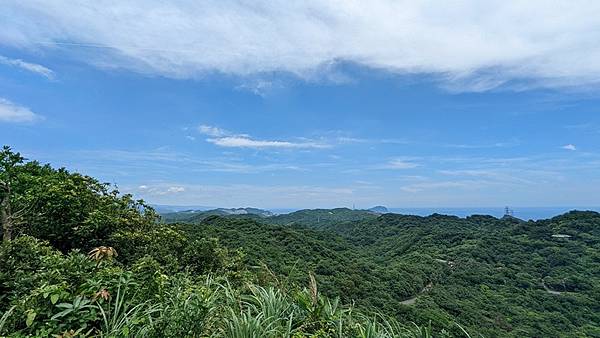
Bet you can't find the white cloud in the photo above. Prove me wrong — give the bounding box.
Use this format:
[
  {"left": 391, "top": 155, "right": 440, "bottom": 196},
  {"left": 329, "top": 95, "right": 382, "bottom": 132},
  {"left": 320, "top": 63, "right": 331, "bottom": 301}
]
[
  {"left": 207, "top": 136, "right": 328, "bottom": 149},
  {"left": 384, "top": 159, "right": 420, "bottom": 170},
  {"left": 166, "top": 186, "right": 185, "bottom": 193},
  {"left": 135, "top": 185, "right": 185, "bottom": 195},
  {"left": 438, "top": 169, "right": 536, "bottom": 185},
  {"left": 0, "top": 55, "right": 54, "bottom": 79},
  {"left": 561, "top": 144, "right": 577, "bottom": 151},
  {"left": 0, "top": 98, "right": 43, "bottom": 123},
  {"left": 198, "top": 125, "right": 230, "bottom": 137},
  {"left": 335, "top": 136, "right": 408, "bottom": 145},
  {"left": 235, "top": 79, "right": 276, "bottom": 97},
  {"left": 444, "top": 140, "right": 520, "bottom": 149},
  {"left": 199, "top": 124, "right": 329, "bottom": 149},
  {"left": 3, "top": 1, "right": 600, "bottom": 90}
]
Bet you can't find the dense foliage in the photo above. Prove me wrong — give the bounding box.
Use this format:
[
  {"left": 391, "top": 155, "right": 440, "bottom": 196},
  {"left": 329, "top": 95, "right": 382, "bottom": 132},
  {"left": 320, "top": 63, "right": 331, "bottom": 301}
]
[
  {"left": 1, "top": 236, "right": 452, "bottom": 338},
  {"left": 0, "top": 147, "right": 453, "bottom": 337},
  {"left": 181, "top": 217, "right": 441, "bottom": 316},
  {"left": 182, "top": 212, "right": 600, "bottom": 337},
  {"left": 2, "top": 146, "right": 599, "bottom": 337},
  {"left": 268, "top": 208, "right": 379, "bottom": 228}
]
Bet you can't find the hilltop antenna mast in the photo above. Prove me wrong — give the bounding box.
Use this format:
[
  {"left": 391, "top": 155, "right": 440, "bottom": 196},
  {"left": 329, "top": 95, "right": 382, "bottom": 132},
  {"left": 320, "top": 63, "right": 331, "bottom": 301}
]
[{"left": 504, "top": 206, "right": 514, "bottom": 217}]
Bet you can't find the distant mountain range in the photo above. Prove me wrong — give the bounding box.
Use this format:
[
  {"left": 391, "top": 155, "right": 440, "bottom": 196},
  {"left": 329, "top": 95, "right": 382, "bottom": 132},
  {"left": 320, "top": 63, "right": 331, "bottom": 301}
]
[
  {"left": 151, "top": 204, "right": 600, "bottom": 220},
  {"left": 161, "top": 207, "right": 274, "bottom": 223},
  {"left": 160, "top": 206, "right": 387, "bottom": 225},
  {"left": 150, "top": 204, "right": 215, "bottom": 214},
  {"left": 157, "top": 204, "right": 600, "bottom": 223}
]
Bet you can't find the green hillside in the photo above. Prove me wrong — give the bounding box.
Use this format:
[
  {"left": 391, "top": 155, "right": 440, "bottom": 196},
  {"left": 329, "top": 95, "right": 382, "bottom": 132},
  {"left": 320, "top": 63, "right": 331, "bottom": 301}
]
[
  {"left": 268, "top": 208, "right": 380, "bottom": 227},
  {"left": 0, "top": 147, "right": 448, "bottom": 337},
  {"left": 2, "top": 146, "right": 599, "bottom": 337},
  {"left": 162, "top": 207, "right": 379, "bottom": 227},
  {"left": 161, "top": 207, "right": 272, "bottom": 223},
  {"left": 183, "top": 212, "right": 600, "bottom": 337}
]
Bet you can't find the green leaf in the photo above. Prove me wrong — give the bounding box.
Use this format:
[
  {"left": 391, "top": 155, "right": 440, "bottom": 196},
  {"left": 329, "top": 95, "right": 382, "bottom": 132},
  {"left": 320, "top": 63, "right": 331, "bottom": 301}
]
[
  {"left": 51, "top": 309, "right": 73, "bottom": 320},
  {"left": 26, "top": 311, "right": 36, "bottom": 327},
  {"left": 50, "top": 294, "right": 59, "bottom": 304}
]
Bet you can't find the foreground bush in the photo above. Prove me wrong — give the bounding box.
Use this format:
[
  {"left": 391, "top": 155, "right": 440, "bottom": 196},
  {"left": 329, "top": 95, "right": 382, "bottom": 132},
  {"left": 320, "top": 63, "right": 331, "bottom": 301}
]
[{"left": 0, "top": 236, "right": 464, "bottom": 337}]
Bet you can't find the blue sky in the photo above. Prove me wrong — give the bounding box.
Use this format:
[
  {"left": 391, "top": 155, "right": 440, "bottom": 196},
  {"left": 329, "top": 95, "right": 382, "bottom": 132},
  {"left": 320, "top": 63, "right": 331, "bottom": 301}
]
[{"left": 1, "top": 1, "right": 600, "bottom": 208}]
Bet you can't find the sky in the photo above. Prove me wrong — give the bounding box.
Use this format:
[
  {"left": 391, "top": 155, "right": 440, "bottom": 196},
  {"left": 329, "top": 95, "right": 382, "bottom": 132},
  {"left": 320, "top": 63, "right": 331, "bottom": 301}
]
[{"left": 1, "top": 1, "right": 600, "bottom": 209}]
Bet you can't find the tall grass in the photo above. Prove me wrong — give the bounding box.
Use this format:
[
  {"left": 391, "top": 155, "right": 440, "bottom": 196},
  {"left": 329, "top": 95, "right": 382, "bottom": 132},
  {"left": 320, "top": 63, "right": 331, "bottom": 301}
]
[
  {"left": 97, "top": 285, "right": 157, "bottom": 337},
  {"left": 4, "top": 273, "right": 473, "bottom": 337},
  {"left": 205, "top": 277, "right": 462, "bottom": 338},
  {"left": 0, "top": 306, "right": 15, "bottom": 335}
]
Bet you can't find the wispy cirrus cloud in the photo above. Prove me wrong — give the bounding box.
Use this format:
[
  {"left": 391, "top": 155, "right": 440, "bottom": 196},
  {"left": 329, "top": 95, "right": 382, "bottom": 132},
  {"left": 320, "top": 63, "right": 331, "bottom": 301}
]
[
  {"left": 4, "top": 1, "right": 600, "bottom": 90},
  {"left": 444, "top": 139, "right": 520, "bottom": 149},
  {"left": 400, "top": 181, "right": 480, "bottom": 193},
  {"left": 0, "top": 55, "right": 54, "bottom": 79},
  {"left": 198, "top": 125, "right": 330, "bottom": 149},
  {"left": 138, "top": 184, "right": 185, "bottom": 195},
  {"left": 0, "top": 98, "right": 44, "bottom": 123},
  {"left": 378, "top": 158, "right": 420, "bottom": 170},
  {"left": 335, "top": 136, "right": 409, "bottom": 145},
  {"left": 129, "top": 182, "right": 356, "bottom": 207},
  {"left": 438, "top": 169, "right": 538, "bottom": 185},
  {"left": 71, "top": 148, "right": 307, "bottom": 174},
  {"left": 565, "top": 123, "right": 600, "bottom": 134},
  {"left": 207, "top": 137, "right": 329, "bottom": 149},
  {"left": 198, "top": 125, "right": 231, "bottom": 137}
]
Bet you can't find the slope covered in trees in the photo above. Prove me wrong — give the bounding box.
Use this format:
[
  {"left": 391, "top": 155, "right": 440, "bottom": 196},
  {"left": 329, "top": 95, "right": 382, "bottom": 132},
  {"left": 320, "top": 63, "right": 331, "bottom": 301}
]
[
  {"left": 267, "top": 208, "right": 380, "bottom": 227},
  {"left": 181, "top": 217, "right": 442, "bottom": 315},
  {"left": 0, "top": 146, "right": 457, "bottom": 337},
  {"left": 1, "top": 146, "right": 599, "bottom": 337},
  {"left": 183, "top": 212, "right": 600, "bottom": 337},
  {"left": 161, "top": 207, "right": 273, "bottom": 223},
  {"left": 161, "top": 207, "right": 380, "bottom": 227}
]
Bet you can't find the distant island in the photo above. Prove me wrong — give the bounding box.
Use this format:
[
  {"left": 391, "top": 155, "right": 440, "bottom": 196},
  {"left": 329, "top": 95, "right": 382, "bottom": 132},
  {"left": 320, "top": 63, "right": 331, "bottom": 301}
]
[{"left": 368, "top": 205, "right": 389, "bottom": 213}]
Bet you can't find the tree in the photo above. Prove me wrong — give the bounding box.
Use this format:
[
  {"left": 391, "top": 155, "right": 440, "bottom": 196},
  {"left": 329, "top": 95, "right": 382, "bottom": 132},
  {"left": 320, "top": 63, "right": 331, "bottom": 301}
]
[
  {"left": 0, "top": 146, "right": 26, "bottom": 242},
  {"left": 1, "top": 146, "right": 159, "bottom": 250}
]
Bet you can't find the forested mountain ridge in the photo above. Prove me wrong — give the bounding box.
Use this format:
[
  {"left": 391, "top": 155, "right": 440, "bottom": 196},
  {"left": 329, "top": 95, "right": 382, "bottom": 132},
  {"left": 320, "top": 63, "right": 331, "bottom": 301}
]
[
  {"left": 161, "top": 207, "right": 381, "bottom": 226},
  {"left": 182, "top": 211, "right": 600, "bottom": 337},
  {"left": 267, "top": 208, "right": 380, "bottom": 227},
  {"left": 161, "top": 207, "right": 273, "bottom": 223}
]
